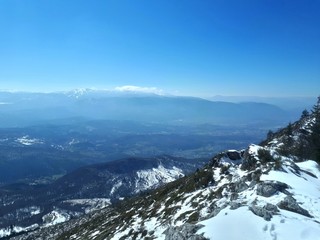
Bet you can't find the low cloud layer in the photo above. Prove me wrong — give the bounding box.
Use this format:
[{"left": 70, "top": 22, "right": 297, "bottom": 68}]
[{"left": 114, "top": 85, "right": 163, "bottom": 95}]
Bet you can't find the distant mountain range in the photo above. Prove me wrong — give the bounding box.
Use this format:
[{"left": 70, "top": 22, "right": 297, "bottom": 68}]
[
  {"left": 0, "top": 90, "right": 297, "bottom": 127},
  {"left": 210, "top": 95, "right": 315, "bottom": 112}
]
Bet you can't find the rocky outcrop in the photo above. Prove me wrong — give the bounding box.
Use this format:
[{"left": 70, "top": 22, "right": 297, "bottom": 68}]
[
  {"left": 241, "top": 154, "right": 258, "bottom": 171},
  {"left": 277, "top": 196, "right": 313, "bottom": 218},
  {"left": 249, "top": 203, "right": 279, "bottom": 221},
  {"left": 164, "top": 223, "right": 207, "bottom": 240},
  {"left": 226, "top": 151, "right": 242, "bottom": 161},
  {"left": 228, "top": 179, "right": 249, "bottom": 196},
  {"left": 234, "top": 179, "right": 249, "bottom": 193},
  {"left": 256, "top": 181, "right": 289, "bottom": 197}
]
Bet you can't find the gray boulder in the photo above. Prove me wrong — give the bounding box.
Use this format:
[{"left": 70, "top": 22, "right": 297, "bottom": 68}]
[
  {"left": 241, "top": 155, "right": 257, "bottom": 171},
  {"left": 277, "top": 196, "right": 312, "bottom": 218},
  {"left": 228, "top": 179, "right": 248, "bottom": 194},
  {"left": 256, "top": 181, "right": 289, "bottom": 197},
  {"left": 230, "top": 202, "right": 242, "bottom": 210},
  {"left": 235, "top": 180, "right": 249, "bottom": 192},
  {"left": 249, "top": 203, "right": 279, "bottom": 221},
  {"left": 226, "top": 151, "right": 242, "bottom": 161},
  {"left": 164, "top": 223, "right": 207, "bottom": 240}
]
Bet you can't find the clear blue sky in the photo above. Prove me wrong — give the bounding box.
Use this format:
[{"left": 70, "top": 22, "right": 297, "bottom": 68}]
[{"left": 0, "top": 0, "right": 319, "bottom": 97}]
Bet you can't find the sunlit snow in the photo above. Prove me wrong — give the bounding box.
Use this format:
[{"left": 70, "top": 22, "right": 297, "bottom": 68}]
[
  {"left": 198, "top": 206, "right": 320, "bottom": 240},
  {"left": 135, "top": 165, "right": 184, "bottom": 193},
  {"left": 16, "top": 135, "right": 44, "bottom": 146}
]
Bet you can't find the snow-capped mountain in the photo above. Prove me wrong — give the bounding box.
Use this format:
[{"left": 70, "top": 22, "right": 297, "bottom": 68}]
[
  {"left": 50, "top": 155, "right": 193, "bottom": 201},
  {"left": 9, "top": 98, "right": 320, "bottom": 240},
  {"left": 65, "top": 87, "right": 163, "bottom": 99}
]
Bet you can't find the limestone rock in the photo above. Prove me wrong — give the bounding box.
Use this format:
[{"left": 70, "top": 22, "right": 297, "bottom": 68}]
[
  {"left": 164, "top": 223, "right": 207, "bottom": 240},
  {"left": 277, "top": 196, "right": 312, "bottom": 218}
]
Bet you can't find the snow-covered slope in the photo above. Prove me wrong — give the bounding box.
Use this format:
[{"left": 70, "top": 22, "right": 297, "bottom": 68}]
[
  {"left": 0, "top": 156, "right": 199, "bottom": 239},
  {"left": 134, "top": 165, "right": 184, "bottom": 194},
  {"left": 13, "top": 145, "right": 320, "bottom": 239},
  {"left": 98, "top": 143, "right": 320, "bottom": 240},
  {"left": 198, "top": 147, "right": 320, "bottom": 240}
]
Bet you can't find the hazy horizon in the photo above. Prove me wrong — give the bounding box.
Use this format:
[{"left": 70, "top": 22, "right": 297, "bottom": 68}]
[{"left": 0, "top": 86, "right": 318, "bottom": 100}]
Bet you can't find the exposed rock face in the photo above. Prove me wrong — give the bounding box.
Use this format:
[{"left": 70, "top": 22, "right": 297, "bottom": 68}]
[
  {"left": 226, "top": 151, "right": 242, "bottom": 161},
  {"left": 228, "top": 179, "right": 249, "bottom": 199},
  {"left": 249, "top": 203, "right": 279, "bottom": 221},
  {"left": 234, "top": 179, "right": 249, "bottom": 192},
  {"left": 241, "top": 154, "right": 257, "bottom": 171},
  {"left": 206, "top": 204, "right": 227, "bottom": 219},
  {"left": 256, "top": 181, "right": 289, "bottom": 197},
  {"left": 164, "top": 223, "right": 207, "bottom": 240},
  {"left": 277, "top": 196, "right": 313, "bottom": 218},
  {"left": 229, "top": 202, "right": 243, "bottom": 210}
]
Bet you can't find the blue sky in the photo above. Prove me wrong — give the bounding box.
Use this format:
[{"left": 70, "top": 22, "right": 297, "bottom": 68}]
[{"left": 0, "top": 0, "right": 319, "bottom": 97}]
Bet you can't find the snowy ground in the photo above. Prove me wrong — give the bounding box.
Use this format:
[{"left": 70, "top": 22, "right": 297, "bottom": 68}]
[
  {"left": 109, "top": 145, "right": 320, "bottom": 240},
  {"left": 198, "top": 206, "right": 320, "bottom": 240}
]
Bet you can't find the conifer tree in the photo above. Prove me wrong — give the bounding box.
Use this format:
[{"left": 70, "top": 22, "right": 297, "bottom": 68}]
[
  {"left": 301, "top": 109, "right": 309, "bottom": 119},
  {"left": 310, "top": 96, "right": 320, "bottom": 163}
]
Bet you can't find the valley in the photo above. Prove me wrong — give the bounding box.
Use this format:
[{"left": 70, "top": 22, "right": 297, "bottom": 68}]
[{"left": 0, "top": 119, "right": 269, "bottom": 186}]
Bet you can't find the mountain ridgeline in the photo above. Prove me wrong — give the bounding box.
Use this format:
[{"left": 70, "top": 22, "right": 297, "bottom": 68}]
[
  {"left": 5, "top": 98, "right": 320, "bottom": 240},
  {"left": 262, "top": 96, "right": 320, "bottom": 163},
  {"left": 0, "top": 90, "right": 295, "bottom": 127}
]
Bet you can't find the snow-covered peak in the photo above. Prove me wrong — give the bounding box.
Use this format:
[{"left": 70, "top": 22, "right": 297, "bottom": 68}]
[
  {"left": 65, "top": 88, "right": 109, "bottom": 98},
  {"left": 65, "top": 86, "right": 165, "bottom": 99},
  {"left": 135, "top": 165, "right": 184, "bottom": 193}
]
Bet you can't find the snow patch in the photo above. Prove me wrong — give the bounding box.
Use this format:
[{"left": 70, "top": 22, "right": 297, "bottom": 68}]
[
  {"left": 135, "top": 165, "right": 184, "bottom": 193},
  {"left": 42, "top": 210, "right": 70, "bottom": 227},
  {"left": 63, "top": 198, "right": 111, "bottom": 213},
  {"left": 16, "top": 135, "right": 44, "bottom": 146},
  {"left": 0, "top": 224, "right": 39, "bottom": 238},
  {"left": 110, "top": 181, "right": 123, "bottom": 196}
]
